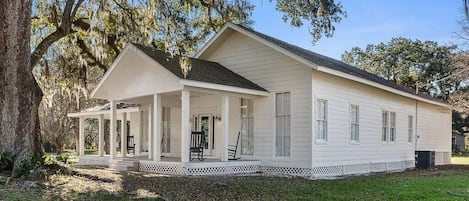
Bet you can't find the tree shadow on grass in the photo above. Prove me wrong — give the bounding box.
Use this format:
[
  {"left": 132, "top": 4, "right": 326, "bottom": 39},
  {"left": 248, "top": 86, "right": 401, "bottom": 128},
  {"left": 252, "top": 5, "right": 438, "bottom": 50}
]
[{"left": 118, "top": 171, "right": 311, "bottom": 201}]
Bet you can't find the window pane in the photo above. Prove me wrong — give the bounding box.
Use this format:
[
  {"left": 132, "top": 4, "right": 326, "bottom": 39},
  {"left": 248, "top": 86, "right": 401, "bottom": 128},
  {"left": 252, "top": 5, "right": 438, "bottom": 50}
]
[
  {"left": 276, "top": 117, "right": 283, "bottom": 137},
  {"left": 382, "top": 111, "right": 388, "bottom": 126},
  {"left": 390, "top": 128, "right": 396, "bottom": 142},
  {"left": 247, "top": 99, "right": 253, "bottom": 116},
  {"left": 284, "top": 136, "right": 290, "bottom": 156},
  {"left": 318, "top": 100, "right": 324, "bottom": 120},
  {"left": 382, "top": 127, "right": 387, "bottom": 141},
  {"left": 284, "top": 116, "right": 291, "bottom": 137},
  {"left": 317, "top": 121, "right": 325, "bottom": 140},
  {"left": 283, "top": 92, "right": 290, "bottom": 115},
  {"left": 390, "top": 112, "right": 396, "bottom": 127},
  {"left": 276, "top": 93, "right": 282, "bottom": 115},
  {"left": 276, "top": 136, "right": 283, "bottom": 156}
]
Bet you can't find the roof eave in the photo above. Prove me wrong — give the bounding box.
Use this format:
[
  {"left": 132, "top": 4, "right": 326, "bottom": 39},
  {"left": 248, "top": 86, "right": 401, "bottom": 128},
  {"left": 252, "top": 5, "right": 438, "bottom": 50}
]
[
  {"left": 316, "top": 66, "right": 450, "bottom": 108},
  {"left": 180, "top": 79, "right": 269, "bottom": 97}
]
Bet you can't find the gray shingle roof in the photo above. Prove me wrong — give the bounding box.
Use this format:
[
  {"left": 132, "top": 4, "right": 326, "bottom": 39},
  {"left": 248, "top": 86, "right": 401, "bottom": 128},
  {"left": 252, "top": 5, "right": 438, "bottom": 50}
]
[
  {"left": 132, "top": 43, "right": 267, "bottom": 92},
  {"left": 235, "top": 24, "right": 443, "bottom": 103}
]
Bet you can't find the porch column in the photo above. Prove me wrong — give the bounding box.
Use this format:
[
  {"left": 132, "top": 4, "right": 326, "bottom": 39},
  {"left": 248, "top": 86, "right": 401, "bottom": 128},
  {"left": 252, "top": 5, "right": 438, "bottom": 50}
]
[
  {"left": 98, "top": 114, "right": 104, "bottom": 156},
  {"left": 181, "top": 90, "right": 190, "bottom": 163},
  {"left": 148, "top": 104, "right": 153, "bottom": 160},
  {"left": 110, "top": 100, "right": 117, "bottom": 159},
  {"left": 121, "top": 112, "right": 128, "bottom": 157},
  {"left": 221, "top": 95, "right": 229, "bottom": 161},
  {"left": 153, "top": 94, "right": 162, "bottom": 161},
  {"left": 78, "top": 117, "right": 85, "bottom": 156},
  {"left": 134, "top": 111, "right": 142, "bottom": 155}
]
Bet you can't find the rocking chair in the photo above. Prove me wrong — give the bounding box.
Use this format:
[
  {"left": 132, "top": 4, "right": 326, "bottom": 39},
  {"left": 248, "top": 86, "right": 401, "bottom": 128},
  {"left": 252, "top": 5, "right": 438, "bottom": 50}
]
[
  {"left": 190, "top": 131, "right": 205, "bottom": 161},
  {"left": 228, "top": 132, "right": 241, "bottom": 160}
]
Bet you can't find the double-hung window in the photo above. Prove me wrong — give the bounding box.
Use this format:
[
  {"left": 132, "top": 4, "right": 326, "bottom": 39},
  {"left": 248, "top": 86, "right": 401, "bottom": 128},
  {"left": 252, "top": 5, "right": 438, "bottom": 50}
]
[
  {"left": 241, "top": 98, "right": 254, "bottom": 155},
  {"left": 350, "top": 105, "right": 359, "bottom": 142},
  {"left": 382, "top": 111, "right": 389, "bottom": 142},
  {"left": 316, "top": 99, "right": 328, "bottom": 141},
  {"left": 275, "top": 92, "right": 290, "bottom": 157},
  {"left": 382, "top": 110, "right": 396, "bottom": 143},
  {"left": 408, "top": 115, "right": 413, "bottom": 143}
]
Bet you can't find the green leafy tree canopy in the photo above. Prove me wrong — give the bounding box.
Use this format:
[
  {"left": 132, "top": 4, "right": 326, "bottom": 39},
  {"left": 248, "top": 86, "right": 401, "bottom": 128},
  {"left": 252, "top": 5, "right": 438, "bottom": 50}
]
[{"left": 341, "top": 37, "right": 455, "bottom": 94}]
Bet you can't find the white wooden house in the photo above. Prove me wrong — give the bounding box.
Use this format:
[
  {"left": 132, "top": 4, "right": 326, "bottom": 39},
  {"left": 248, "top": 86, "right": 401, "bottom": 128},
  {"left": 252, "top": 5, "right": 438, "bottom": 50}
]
[{"left": 68, "top": 23, "right": 451, "bottom": 178}]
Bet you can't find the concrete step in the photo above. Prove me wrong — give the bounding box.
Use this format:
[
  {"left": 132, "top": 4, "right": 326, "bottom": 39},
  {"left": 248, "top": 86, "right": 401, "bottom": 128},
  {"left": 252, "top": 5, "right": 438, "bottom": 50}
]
[{"left": 108, "top": 159, "right": 139, "bottom": 171}]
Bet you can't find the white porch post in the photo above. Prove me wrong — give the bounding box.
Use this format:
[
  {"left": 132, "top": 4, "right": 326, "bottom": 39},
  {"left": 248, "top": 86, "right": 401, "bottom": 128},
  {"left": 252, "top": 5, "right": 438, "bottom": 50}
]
[
  {"left": 153, "top": 94, "right": 162, "bottom": 161},
  {"left": 221, "top": 95, "right": 229, "bottom": 161},
  {"left": 110, "top": 101, "right": 117, "bottom": 159},
  {"left": 134, "top": 111, "right": 142, "bottom": 155},
  {"left": 181, "top": 90, "right": 190, "bottom": 163},
  {"left": 148, "top": 104, "right": 153, "bottom": 160},
  {"left": 121, "top": 112, "right": 128, "bottom": 157},
  {"left": 98, "top": 114, "right": 104, "bottom": 156},
  {"left": 78, "top": 117, "right": 85, "bottom": 156}
]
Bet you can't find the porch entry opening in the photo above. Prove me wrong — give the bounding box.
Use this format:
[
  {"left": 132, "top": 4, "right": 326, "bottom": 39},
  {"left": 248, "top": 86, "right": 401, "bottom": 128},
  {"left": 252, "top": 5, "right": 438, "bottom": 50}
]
[{"left": 193, "top": 113, "right": 215, "bottom": 156}]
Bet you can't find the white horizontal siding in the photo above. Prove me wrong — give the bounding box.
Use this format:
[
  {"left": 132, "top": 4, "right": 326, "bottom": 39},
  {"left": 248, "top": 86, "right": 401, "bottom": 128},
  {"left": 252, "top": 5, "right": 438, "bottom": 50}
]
[
  {"left": 416, "top": 102, "right": 451, "bottom": 165},
  {"left": 205, "top": 32, "right": 313, "bottom": 168},
  {"left": 311, "top": 71, "right": 416, "bottom": 166}
]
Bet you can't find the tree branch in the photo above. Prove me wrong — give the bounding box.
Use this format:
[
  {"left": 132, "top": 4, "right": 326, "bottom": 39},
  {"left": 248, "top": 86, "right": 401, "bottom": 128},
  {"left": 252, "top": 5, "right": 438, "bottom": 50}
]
[
  {"left": 76, "top": 39, "right": 107, "bottom": 71},
  {"left": 31, "top": 0, "right": 85, "bottom": 69}
]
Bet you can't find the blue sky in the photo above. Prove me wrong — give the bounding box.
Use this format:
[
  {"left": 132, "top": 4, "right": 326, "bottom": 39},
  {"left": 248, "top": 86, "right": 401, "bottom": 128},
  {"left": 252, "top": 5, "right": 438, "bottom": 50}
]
[{"left": 251, "top": 0, "right": 464, "bottom": 60}]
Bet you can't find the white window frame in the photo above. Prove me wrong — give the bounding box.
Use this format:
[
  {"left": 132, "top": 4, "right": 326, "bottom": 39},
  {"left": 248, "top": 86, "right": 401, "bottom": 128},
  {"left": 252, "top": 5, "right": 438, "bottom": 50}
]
[
  {"left": 390, "top": 112, "right": 396, "bottom": 143},
  {"left": 241, "top": 98, "right": 254, "bottom": 155},
  {"left": 382, "top": 110, "right": 396, "bottom": 144},
  {"left": 275, "top": 92, "right": 291, "bottom": 157},
  {"left": 350, "top": 104, "right": 359, "bottom": 143},
  {"left": 316, "top": 99, "right": 328, "bottom": 142},
  {"left": 408, "top": 115, "right": 413, "bottom": 143},
  {"left": 382, "top": 111, "right": 389, "bottom": 143}
]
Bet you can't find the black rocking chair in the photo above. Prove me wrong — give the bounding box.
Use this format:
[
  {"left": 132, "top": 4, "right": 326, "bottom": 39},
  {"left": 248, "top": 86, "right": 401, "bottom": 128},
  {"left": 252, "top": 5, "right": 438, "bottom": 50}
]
[
  {"left": 190, "top": 131, "right": 205, "bottom": 161},
  {"left": 228, "top": 132, "right": 241, "bottom": 160},
  {"left": 127, "top": 136, "right": 135, "bottom": 155}
]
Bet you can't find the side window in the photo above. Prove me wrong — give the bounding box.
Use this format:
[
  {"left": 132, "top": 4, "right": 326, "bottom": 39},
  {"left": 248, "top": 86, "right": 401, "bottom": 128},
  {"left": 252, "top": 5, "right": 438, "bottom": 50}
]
[
  {"left": 275, "top": 92, "right": 290, "bottom": 157},
  {"left": 316, "top": 99, "right": 328, "bottom": 141},
  {"left": 241, "top": 98, "right": 254, "bottom": 155},
  {"left": 382, "top": 111, "right": 389, "bottom": 142},
  {"left": 408, "top": 115, "right": 413, "bottom": 143},
  {"left": 350, "top": 105, "right": 359, "bottom": 142}
]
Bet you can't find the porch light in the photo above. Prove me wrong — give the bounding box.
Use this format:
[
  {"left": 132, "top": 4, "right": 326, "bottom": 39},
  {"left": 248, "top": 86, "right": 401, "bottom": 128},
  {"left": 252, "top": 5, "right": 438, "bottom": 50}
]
[{"left": 214, "top": 115, "right": 222, "bottom": 121}]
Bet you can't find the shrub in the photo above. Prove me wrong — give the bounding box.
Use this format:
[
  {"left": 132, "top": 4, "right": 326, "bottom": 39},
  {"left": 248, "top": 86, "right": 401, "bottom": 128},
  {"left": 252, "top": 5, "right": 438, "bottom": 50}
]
[
  {"left": 0, "top": 151, "right": 14, "bottom": 172},
  {"left": 11, "top": 152, "right": 42, "bottom": 178},
  {"left": 56, "top": 153, "right": 69, "bottom": 163}
]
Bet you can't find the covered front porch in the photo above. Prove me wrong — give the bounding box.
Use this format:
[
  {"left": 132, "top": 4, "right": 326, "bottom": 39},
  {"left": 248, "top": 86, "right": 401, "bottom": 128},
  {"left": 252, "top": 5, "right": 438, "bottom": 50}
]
[
  {"left": 68, "top": 43, "right": 269, "bottom": 174},
  {"left": 69, "top": 86, "right": 264, "bottom": 174}
]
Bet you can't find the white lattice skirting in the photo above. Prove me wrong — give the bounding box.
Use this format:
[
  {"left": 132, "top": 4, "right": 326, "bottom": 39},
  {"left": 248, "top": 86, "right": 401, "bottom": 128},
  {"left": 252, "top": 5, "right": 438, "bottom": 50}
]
[
  {"left": 139, "top": 160, "right": 415, "bottom": 178},
  {"left": 139, "top": 160, "right": 261, "bottom": 176}
]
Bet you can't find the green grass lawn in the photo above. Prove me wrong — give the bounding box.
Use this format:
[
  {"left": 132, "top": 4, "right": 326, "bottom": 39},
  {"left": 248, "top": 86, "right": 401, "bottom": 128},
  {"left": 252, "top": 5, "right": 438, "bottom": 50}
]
[{"left": 2, "top": 164, "right": 469, "bottom": 201}]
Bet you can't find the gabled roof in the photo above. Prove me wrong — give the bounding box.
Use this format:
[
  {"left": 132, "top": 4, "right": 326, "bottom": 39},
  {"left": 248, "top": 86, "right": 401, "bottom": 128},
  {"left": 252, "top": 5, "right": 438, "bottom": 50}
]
[
  {"left": 196, "top": 23, "right": 448, "bottom": 107},
  {"left": 132, "top": 43, "right": 267, "bottom": 92}
]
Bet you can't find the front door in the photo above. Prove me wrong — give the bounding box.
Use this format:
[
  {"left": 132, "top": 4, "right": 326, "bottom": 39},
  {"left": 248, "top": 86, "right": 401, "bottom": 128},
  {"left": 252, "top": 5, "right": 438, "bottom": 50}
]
[{"left": 193, "top": 113, "right": 214, "bottom": 156}]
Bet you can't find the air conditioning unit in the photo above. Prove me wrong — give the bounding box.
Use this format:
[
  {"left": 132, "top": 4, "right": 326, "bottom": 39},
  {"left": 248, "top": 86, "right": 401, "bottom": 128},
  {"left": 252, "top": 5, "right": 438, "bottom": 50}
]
[{"left": 415, "top": 151, "right": 435, "bottom": 169}]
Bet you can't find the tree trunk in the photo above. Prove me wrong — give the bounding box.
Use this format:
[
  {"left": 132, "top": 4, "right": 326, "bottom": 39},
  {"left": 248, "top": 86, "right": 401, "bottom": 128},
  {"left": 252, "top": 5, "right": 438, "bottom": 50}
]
[{"left": 0, "top": 0, "right": 42, "bottom": 170}]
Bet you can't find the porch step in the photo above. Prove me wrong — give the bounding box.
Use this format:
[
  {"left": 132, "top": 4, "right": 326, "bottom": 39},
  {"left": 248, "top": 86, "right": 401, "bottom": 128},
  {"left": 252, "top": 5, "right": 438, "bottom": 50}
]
[{"left": 108, "top": 159, "right": 139, "bottom": 171}]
